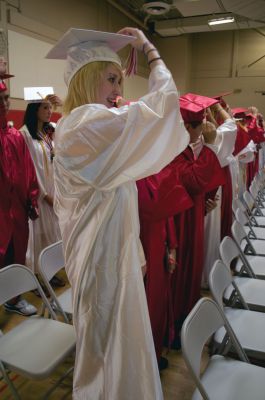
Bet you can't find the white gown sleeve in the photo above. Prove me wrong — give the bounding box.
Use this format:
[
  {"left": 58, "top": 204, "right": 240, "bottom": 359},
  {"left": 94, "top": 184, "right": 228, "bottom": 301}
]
[
  {"left": 215, "top": 118, "right": 237, "bottom": 167},
  {"left": 55, "top": 65, "right": 189, "bottom": 191}
]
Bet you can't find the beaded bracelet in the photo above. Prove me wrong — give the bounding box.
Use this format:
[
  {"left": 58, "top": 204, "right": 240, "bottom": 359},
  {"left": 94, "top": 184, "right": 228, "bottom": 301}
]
[{"left": 148, "top": 57, "right": 162, "bottom": 65}]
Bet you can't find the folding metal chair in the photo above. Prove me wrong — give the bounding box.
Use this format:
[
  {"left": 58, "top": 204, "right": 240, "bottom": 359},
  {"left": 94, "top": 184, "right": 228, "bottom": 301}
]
[
  {"left": 38, "top": 241, "right": 72, "bottom": 323},
  {"left": 243, "top": 190, "right": 265, "bottom": 219},
  {"left": 220, "top": 236, "right": 265, "bottom": 310},
  {"left": 0, "top": 264, "right": 75, "bottom": 399},
  {"left": 209, "top": 260, "right": 265, "bottom": 360},
  {"left": 181, "top": 298, "right": 265, "bottom": 400},
  {"left": 235, "top": 207, "right": 265, "bottom": 240}
]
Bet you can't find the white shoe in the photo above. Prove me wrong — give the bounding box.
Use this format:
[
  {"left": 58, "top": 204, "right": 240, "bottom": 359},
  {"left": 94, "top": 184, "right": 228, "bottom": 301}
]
[{"left": 4, "top": 299, "right": 37, "bottom": 316}]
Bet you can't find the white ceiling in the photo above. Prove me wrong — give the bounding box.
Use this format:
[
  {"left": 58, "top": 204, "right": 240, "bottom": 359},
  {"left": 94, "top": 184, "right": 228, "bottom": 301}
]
[{"left": 108, "top": 0, "right": 265, "bottom": 36}]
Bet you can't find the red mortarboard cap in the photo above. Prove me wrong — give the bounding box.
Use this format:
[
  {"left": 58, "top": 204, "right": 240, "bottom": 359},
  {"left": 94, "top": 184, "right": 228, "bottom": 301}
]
[
  {"left": 231, "top": 107, "right": 248, "bottom": 118},
  {"left": 180, "top": 93, "right": 219, "bottom": 123},
  {"left": 212, "top": 91, "right": 232, "bottom": 108}
]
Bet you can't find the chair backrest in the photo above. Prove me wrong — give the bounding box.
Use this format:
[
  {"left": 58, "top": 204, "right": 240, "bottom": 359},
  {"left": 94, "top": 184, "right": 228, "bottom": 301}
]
[
  {"left": 243, "top": 190, "right": 254, "bottom": 212},
  {"left": 0, "top": 264, "right": 57, "bottom": 318},
  {"left": 235, "top": 207, "right": 248, "bottom": 226},
  {"left": 209, "top": 259, "right": 249, "bottom": 310},
  {"left": 181, "top": 298, "right": 248, "bottom": 400},
  {"left": 232, "top": 198, "right": 246, "bottom": 216},
  {"left": 0, "top": 264, "right": 38, "bottom": 304},
  {"left": 38, "top": 241, "right": 64, "bottom": 281},
  {"left": 209, "top": 260, "right": 232, "bottom": 309},
  {"left": 232, "top": 220, "right": 256, "bottom": 256},
  {"left": 235, "top": 208, "right": 257, "bottom": 239},
  {"left": 249, "top": 183, "right": 258, "bottom": 200},
  {"left": 220, "top": 233, "right": 256, "bottom": 279},
  {"left": 219, "top": 236, "right": 240, "bottom": 268}
]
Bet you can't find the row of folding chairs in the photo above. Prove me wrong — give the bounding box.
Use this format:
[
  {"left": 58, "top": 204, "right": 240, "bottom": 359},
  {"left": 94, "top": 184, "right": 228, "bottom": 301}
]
[
  {"left": 181, "top": 174, "right": 265, "bottom": 398},
  {"left": 181, "top": 249, "right": 265, "bottom": 399}
]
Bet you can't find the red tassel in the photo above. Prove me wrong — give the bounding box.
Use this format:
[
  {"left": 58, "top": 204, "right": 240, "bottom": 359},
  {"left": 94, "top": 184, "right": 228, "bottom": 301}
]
[{"left": 125, "top": 47, "right": 138, "bottom": 77}]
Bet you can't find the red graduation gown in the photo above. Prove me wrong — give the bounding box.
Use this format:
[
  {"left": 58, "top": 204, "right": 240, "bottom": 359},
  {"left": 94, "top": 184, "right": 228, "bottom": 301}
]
[
  {"left": 0, "top": 123, "right": 39, "bottom": 267},
  {"left": 171, "top": 146, "right": 225, "bottom": 322},
  {"left": 137, "top": 165, "right": 193, "bottom": 361},
  {"left": 233, "top": 123, "right": 251, "bottom": 157},
  {"left": 220, "top": 165, "right": 233, "bottom": 239}
]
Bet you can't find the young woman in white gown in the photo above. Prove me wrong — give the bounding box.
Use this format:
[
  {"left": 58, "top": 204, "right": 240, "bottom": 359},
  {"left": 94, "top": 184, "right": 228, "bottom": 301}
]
[
  {"left": 46, "top": 26, "right": 189, "bottom": 399},
  {"left": 20, "top": 99, "right": 62, "bottom": 276}
]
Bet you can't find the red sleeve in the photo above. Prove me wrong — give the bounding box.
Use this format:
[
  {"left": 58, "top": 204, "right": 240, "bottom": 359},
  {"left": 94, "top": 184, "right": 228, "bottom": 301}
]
[
  {"left": 247, "top": 116, "right": 265, "bottom": 144},
  {"left": 233, "top": 124, "right": 250, "bottom": 156},
  {"left": 137, "top": 164, "right": 193, "bottom": 222},
  {"left": 172, "top": 146, "right": 226, "bottom": 196}
]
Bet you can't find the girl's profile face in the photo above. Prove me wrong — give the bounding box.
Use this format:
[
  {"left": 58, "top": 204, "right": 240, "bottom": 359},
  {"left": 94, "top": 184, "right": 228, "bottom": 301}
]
[
  {"left": 96, "top": 65, "right": 123, "bottom": 108},
  {"left": 37, "top": 101, "right": 52, "bottom": 123}
]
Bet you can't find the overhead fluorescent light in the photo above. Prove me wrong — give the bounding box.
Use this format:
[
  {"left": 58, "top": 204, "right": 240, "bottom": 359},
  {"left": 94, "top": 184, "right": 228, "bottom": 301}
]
[{"left": 208, "top": 16, "right": 235, "bottom": 26}]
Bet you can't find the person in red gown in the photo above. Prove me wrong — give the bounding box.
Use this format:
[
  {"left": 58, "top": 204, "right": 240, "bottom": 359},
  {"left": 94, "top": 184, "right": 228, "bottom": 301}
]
[
  {"left": 137, "top": 165, "right": 193, "bottom": 369},
  {"left": 170, "top": 93, "right": 226, "bottom": 348},
  {"left": 0, "top": 70, "right": 39, "bottom": 316}
]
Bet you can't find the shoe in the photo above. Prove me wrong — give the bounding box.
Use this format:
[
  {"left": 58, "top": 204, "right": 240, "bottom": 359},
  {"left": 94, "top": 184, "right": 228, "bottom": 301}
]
[
  {"left": 4, "top": 299, "right": 37, "bottom": 316},
  {"left": 50, "top": 275, "right": 65, "bottom": 288},
  {"left": 158, "top": 356, "right": 169, "bottom": 371}
]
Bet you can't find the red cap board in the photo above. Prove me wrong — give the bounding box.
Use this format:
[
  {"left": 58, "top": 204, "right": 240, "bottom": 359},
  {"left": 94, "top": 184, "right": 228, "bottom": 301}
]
[
  {"left": 231, "top": 107, "right": 249, "bottom": 118},
  {"left": 180, "top": 93, "right": 219, "bottom": 123},
  {"left": 212, "top": 91, "right": 232, "bottom": 108}
]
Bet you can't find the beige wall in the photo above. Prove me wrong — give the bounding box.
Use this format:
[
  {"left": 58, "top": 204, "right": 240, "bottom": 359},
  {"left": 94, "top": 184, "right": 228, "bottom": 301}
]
[{"left": 189, "top": 29, "right": 265, "bottom": 114}]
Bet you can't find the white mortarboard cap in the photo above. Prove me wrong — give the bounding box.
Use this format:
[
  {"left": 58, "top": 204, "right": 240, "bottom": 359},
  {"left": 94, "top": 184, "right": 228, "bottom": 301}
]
[
  {"left": 24, "top": 86, "right": 54, "bottom": 102},
  {"left": 45, "top": 28, "right": 136, "bottom": 86}
]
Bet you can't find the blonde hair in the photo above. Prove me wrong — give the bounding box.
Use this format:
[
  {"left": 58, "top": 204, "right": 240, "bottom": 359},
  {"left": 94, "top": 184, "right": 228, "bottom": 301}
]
[{"left": 63, "top": 61, "right": 123, "bottom": 115}]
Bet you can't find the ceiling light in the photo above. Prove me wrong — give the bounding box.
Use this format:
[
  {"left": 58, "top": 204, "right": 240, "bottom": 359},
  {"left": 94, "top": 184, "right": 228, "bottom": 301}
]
[{"left": 208, "top": 16, "right": 235, "bottom": 26}]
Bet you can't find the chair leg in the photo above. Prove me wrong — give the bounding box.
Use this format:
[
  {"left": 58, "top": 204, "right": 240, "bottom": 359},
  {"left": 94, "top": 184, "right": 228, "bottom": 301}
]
[
  {"left": 42, "top": 366, "right": 74, "bottom": 399},
  {"left": 0, "top": 362, "right": 21, "bottom": 400}
]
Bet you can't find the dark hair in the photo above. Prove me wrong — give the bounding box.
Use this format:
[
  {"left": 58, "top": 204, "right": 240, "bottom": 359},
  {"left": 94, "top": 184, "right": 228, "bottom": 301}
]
[
  {"left": 189, "top": 120, "right": 202, "bottom": 129},
  {"left": 23, "top": 102, "right": 51, "bottom": 140}
]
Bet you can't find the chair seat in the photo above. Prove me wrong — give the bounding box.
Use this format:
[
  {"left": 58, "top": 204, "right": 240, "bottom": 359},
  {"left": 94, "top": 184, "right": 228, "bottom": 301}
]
[
  {"left": 224, "top": 277, "right": 265, "bottom": 312},
  {"left": 214, "top": 308, "right": 265, "bottom": 359},
  {"left": 254, "top": 216, "right": 265, "bottom": 227},
  {"left": 235, "top": 255, "right": 265, "bottom": 279},
  {"left": 192, "top": 355, "right": 265, "bottom": 400},
  {"left": 245, "top": 226, "right": 265, "bottom": 240},
  {"left": 0, "top": 317, "right": 75, "bottom": 379},
  {"left": 57, "top": 288, "right": 72, "bottom": 315},
  {"left": 242, "top": 239, "right": 265, "bottom": 256}
]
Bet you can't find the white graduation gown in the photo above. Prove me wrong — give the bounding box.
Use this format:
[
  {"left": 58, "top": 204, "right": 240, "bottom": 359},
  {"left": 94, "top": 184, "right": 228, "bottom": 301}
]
[
  {"left": 20, "top": 125, "right": 61, "bottom": 272},
  {"left": 53, "top": 65, "right": 189, "bottom": 400},
  {"left": 202, "top": 119, "right": 237, "bottom": 287}
]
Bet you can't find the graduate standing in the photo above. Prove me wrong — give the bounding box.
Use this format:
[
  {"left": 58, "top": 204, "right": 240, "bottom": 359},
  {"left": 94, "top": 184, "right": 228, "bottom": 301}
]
[
  {"left": 20, "top": 89, "right": 62, "bottom": 276},
  {"left": 0, "top": 69, "right": 39, "bottom": 316},
  {"left": 170, "top": 94, "right": 225, "bottom": 346},
  {"left": 202, "top": 102, "right": 237, "bottom": 287},
  {"left": 137, "top": 166, "right": 193, "bottom": 369},
  {"left": 47, "top": 27, "right": 189, "bottom": 399}
]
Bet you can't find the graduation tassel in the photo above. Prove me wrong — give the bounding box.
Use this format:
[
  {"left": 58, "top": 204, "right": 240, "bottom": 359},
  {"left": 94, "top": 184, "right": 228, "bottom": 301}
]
[{"left": 125, "top": 46, "right": 138, "bottom": 77}]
